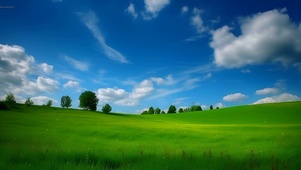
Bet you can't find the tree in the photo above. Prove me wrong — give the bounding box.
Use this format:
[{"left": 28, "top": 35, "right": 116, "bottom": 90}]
[
  {"left": 210, "top": 105, "right": 213, "bottom": 110},
  {"left": 102, "top": 104, "right": 112, "bottom": 114},
  {"left": 148, "top": 107, "right": 154, "bottom": 114},
  {"left": 46, "top": 100, "right": 52, "bottom": 107},
  {"left": 161, "top": 111, "right": 166, "bottom": 114},
  {"left": 61, "top": 95, "right": 72, "bottom": 108},
  {"left": 190, "top": 105, "right": 202, "bottom": 112},
  {"left": 167, "top": 105, "right": 176, "bottom": 114},
  {"left": 194, "top": 105, "right": 202, "bottom": 111},
  {"left": 79, "top": 91, "right": 99, "bottom": 111},
  {"left": 5, "top": 93, "right": 16, "bottom": 105},
  {"left": 141, "top": 110, "right": 148, "bottom": 115},
  {"left": 178, "top": 108, "right": 184, "bottom": 113},
  {"left": 216, "top": 107, "right": 220, "bottom": 109},
  {"left": 154, "top": 107, "right": 161, "bottom": 114},
  {"left": 25, "top": 97, "right": 34, "bottom": 107}
]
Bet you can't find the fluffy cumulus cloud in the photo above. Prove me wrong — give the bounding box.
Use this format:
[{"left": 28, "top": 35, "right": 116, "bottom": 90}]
[
  {"left": 255, "top": 87, "right": 279, "bottom": 95},
  {"left": 78, "top": 11, "right": 128, "bottom": 63},
  {"left": 97, "top": 79, "right": 157, "bottom": 106},
  {"left": 142, "top": 0, "right": 170, "bottom": 20},
  {"left": 253, "top": 93, "right": 300, "bottom": 104},
  {"left": 31, "top": 96, "right": 57, "bottom": 105},
  {"left": 210, "top": 9, "right": 301, "bottom": 69},
  {"left": 96, "top": 75, "right": 181, "bottom": 106},
  {"left": 63, "top": 80, "right": 80, "bottom": 88},
  {"left": 39, "top": 63, "right": 53, "bottom": 74},
  {"left": 223, "top": 93, "right": 248, "bottom": 102},
  {"left": 0, "top": 44, "right": 59, "bottom": 96}
]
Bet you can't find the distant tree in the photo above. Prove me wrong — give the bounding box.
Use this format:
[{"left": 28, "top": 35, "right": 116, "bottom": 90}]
[
  {"left": 148, "top": 107, "right": 154, "bottom": 114},
  {"left": 167, "top": 105, "right": 176, "bottom": 114},
  {"left": 141, "top": 110, "right": 148, "bottom": 115},
  {"left": 0, "top": 101, "right": 9, "bottom": 110},
  {"left": 79, "top": 91, "right": 99, "bottom": 111},
  {"left": 190, "top": 105, "right": 202, "bottom": 112},
  {"left": 194, "top": 105, "right": 202, "bottom": 111},
  {"left": 161, "top": 111, "right": 166, "bottom": 114},
  {"left": 5, "top": 93, "right": 16, "bottom": 106},
  {"left": 178, "top": 108, "right": 184, "bottom": 113},
  {"left": 46, "top": 100, "right": 52, "bottom": 107},
  {"left": 210, "top": 105, "right": 213, "bottom": 110},
  {"left": 154, "top": 107, "right": 161, "bottom": 114},
  {"left": 102, "top": 104, "right": 112, "bottom": 114},
  {"left": 61, "top": 95, "right": 72, "bottom": 108},
  {"left": 216, "top": 107, "right": 220, "bottom": 109},
  {"left": 24, "top": 97, "right": 34, "bottom": 107},
  {"left": 184, "top": 108, "right": 190, "bottom": 112}
]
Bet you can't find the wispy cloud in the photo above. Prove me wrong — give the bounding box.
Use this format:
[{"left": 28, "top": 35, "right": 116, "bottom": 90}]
[
  {"left": 64, "top": 55, "right": 89, "bottom": 71},
  {"left": 78, "top": 11, "right": 129, "bottom": 63},
  {"left": 125, "top": 3, "right": 138, "bottom": 19}
]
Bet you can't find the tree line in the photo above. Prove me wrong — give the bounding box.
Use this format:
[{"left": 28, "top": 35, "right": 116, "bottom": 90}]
[
  {"left": 0, "top": 91, "right": 112, "bottom": 114},
  {"left": 141, "top": 104, "right": 219, "bottom": 115},
  {"left": 1, "top": 91, "right": 219, "bottom": 114}
]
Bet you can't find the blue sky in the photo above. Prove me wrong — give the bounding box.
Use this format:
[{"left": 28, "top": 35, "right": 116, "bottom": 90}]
[{"left": 1, "top": 0, "right": 301, "bottom": 113}]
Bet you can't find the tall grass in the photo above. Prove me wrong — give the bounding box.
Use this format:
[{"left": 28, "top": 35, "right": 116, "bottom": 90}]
[{"left": 0, "top": 102, "right": 300, "bottom": 169}]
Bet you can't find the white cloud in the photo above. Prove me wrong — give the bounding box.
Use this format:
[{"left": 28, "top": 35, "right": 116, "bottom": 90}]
[
  {"left": 253, "top": 93, "right": 300, "bottom": 104},
  {"left": 97, "top": 78, "right": 161, "bottom": 106},
  {"left": 223, "top": 93, "right": 248, "bottom": 102},
  {"left": 97, "top": 88, "right": 128, "bottom": 104},
  {"left": 39, "top": 63, "right": 53, "bottom": 74},
  {"left": 78, "top": 11, "right": 128, "bottom": 63},
  {"left": 181, "top": 6, "right": 189, "bottom": 14},
  {"left": 191, "top": 8, "right": 207, "bottom": 34},
  {"left": 0, "top": 44, "right": 58, "bottom": 96},
  {"left": 210, "top": 9, "right": 301, "bottom": 68},
  {"left": 64, "top": 55, "right": 89, "bottom": 71},
  {"left": 142, "top": 0, "right": 170, "bottom": 20},
  {"left": 63, "top": 80, "right": 80, "bottom": 88},
  {"left": 256, "top": 88, "right": 279, "bottom": 95},
  {"left": 214, "top": 102, "right": 225, "bottom": 108},
  {"left": 126, "top": 3, "right": 138, "bottom": 19},
  {"left": 31, "top": 96, "right": 57, "bottom": 105}
]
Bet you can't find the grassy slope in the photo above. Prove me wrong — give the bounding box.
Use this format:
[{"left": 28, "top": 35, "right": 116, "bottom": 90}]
[{"left": 0, "top": 102, "right": 301, "bottom": 169}]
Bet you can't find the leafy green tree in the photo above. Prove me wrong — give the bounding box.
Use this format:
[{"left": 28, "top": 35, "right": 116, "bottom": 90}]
[
  {"left": 148, "top": 107, "right": 154, "bottom": 114},
  {"left": 79, "top": 91, "right": 99, "bottom": 111},
  {"left": 210, "top": 105, "right": 213, "bottom": 110},
  {"left": 161, "top": 111, "right": 166, "bottom": 114},
  {"left": 61, "top": 95, "right": 72, "bottom": 108},
  {"left": 167, "top": 105, "right": 176, "bottom": 114},
  {"left": 25, "top": 97, "right": 34, "bottom": 106},
  {"left": 216, "top": 107, "right": 220, "bottom": 109},
  {"left": 102, "top": 104, "right": 112, "bottom": 114},
  {"left": 178, "top": 108, "right": 184, "bottom": 113},
  {"left": 154, "top": 107, "right": 161, "bottom": 114},
  {"left": 194, "top": 105, "right": 202, "bottom": 111},
  {"left": 5, "top": 93, "right": 16, "bottom": 105},
  {"left": 46, "top": 100, "right": 52, "bottom": 107},
  {"left": 141, "top": 110, "right": 148, "bottom": 115}
]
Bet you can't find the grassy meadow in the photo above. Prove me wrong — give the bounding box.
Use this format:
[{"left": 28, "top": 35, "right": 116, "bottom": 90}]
[{"left": 0, "top": 102, "right": 301, "bottom": 169}]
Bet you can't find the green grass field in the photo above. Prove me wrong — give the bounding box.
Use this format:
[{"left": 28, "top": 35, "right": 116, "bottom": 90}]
[{"left": 1, "top": 102, "right": 301, "bottom": 169}]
